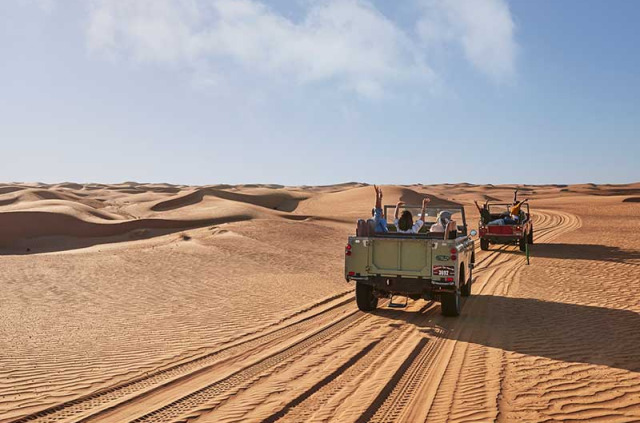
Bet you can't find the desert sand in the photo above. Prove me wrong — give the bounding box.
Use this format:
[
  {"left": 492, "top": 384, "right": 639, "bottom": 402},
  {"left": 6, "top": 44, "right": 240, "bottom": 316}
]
[{"left": 1, "top": 182, "right": 639, "bottom": 422}]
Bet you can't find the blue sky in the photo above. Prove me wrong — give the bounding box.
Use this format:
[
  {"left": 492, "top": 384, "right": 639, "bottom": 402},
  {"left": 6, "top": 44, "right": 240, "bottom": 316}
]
[{"left": 1, "top": 0, "right": 638, "bottom": 185}]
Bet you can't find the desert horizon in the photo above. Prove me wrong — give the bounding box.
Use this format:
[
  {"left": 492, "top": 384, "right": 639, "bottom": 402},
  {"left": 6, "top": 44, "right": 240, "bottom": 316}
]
[{"left": 2, "top": 181, "right": 639, "bottom": 422}]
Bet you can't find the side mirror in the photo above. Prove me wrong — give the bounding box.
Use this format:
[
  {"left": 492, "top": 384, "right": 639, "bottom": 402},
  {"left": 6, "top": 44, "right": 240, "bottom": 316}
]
[{"left": 470, "top": 229, "right": 478, "bottom": 237}]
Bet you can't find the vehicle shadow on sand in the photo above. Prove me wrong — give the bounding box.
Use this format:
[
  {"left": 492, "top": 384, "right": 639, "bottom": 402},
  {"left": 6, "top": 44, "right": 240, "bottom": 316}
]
[
  {"left": 498, "top": 242, "right": 640, "bottom": 264},
  {"left": 381, "top": 295, "right": 640, "bottom": 373}
]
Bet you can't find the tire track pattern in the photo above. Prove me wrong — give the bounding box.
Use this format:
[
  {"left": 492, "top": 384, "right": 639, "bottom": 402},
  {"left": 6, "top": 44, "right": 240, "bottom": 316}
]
[
  {"left": 269, "top": 302, "right": 439, "bottom": 423},
  {"left": 358, "top": 209, "right": 582, "bottom": 423},
  {"left": 426, "top": 209, "right": 585, "bottom": 423},
  {"left": 11, "top": 293, "right": 355, "bottom": 423},
  {"left": 130, "top": 311, "right": 368, "bottom": 423}
]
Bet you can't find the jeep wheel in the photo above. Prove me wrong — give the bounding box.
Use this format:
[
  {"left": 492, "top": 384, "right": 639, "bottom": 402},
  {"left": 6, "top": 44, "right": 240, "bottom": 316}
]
[
  {"left": 355, "top": 282, "right": 378, "bottom": 312},
  {"left": 519, "top": 236, "right": 527, "bottom": 252},
  {"left": 528, "top": 229, "right": 534, "bottom": 244},
  {"left": 480, "top": 238, "right": 489, "bottom": 251},
  {"left": 461, "top": 268, "right": 471, "bottom": 297},
  {"left": 441, "top": 290, "right": 461, "bottom": 316}
]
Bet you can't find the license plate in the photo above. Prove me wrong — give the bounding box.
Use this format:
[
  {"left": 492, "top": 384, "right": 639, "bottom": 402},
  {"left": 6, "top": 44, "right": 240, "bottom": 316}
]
[{"left": 433, "top": 265, "right": 455, "bottom": 276}]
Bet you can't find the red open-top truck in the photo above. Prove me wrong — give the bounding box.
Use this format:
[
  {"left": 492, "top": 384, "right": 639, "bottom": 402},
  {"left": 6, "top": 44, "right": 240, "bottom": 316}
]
[{"left": 478, "top": 202, "right": 533, "bottom": 252}]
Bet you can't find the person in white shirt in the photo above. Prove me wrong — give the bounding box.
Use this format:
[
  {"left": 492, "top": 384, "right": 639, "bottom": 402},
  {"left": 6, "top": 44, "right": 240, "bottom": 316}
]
[
  {"left": 430, "top": 211, "right": 452, "bottom": 233},
  {"left": 394, "top": 198, "right": 430, "bottom": 234}
]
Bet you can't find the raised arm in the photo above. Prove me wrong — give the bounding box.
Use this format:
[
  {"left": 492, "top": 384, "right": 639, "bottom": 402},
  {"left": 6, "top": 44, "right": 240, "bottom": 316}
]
[
  {"left": 420, "top": 198, "right": 431, "bottom": 221},
  {"left": 394, "top": 201, "right": 404, "bottom": 220},
  {"left": 374, "top": 185, "right": 382, "bottom": 210},
  {"left": 473, "top": 200, "right": 482, "bottom": 213}
]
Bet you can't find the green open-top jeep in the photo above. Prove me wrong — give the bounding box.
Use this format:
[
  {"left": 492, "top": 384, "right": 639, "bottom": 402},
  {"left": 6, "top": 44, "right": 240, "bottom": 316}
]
[{"left": 345, "top": 204, "right": 476, "bottom": 316}]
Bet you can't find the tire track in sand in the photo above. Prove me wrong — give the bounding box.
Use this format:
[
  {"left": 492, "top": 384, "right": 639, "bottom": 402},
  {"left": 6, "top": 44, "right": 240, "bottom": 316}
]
[
  {"left": 262, "top": 301, "right": 439, "bottom": 423},
  {"left": 124, "top": 307, "right": 375, "bottom": 423},
  {"left": 10, "top": 210, "right": 583, "bottom": 423},
  {"left": 423, "top": 209, "right": 582, "bottom": 423},
  {"left": 356, "top": 209, "right": 581, "bottom": 423},
  {"left": 9, "top": 292, "right": 357, "bottom": 423}
]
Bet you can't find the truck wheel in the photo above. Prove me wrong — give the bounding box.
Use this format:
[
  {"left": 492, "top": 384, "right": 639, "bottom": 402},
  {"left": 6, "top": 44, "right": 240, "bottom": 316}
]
[
  {"left": 480, "top": 238, "right": 489, "bottom": 251},
  {"left": 461, "top": 268, "right": 471, "bottom": 297},
  {"left": 355, "top": 282, "right": 378, "bottom": 312},
  {"left": 519, "top": 236, "right": 527, "bottom": 252},
  {"left": 441, "top": 290, "right": 461, "bottom": 316},
  {"left": 528, "top": 229, "right": 534, "bottom": 244}
]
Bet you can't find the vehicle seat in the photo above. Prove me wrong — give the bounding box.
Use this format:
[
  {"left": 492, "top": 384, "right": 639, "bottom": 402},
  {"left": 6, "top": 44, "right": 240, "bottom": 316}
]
[
  {"left": 444, "top": 220, "right": 457, "bottom": 240},
  {"left": 368, "top": 219, "right": 376, "bottom": 234},
  {"left": 356, "top": 219, "right": 369, "bottom": 237}
]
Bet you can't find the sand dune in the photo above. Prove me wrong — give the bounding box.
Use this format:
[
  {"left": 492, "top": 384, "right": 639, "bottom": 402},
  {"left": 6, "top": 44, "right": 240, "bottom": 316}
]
[{"left": 1, "top": 182, "right": 639, "bottom": 422}]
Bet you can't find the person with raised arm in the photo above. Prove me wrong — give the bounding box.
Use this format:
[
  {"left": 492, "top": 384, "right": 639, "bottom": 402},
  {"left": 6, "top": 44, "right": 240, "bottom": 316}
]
[
  {"left": 394, "top": 198, "right": 430, "bottom": 234},
  {"left": 474, "top": 200, "right": 492, "bottom": 225},
  {"left": 371, "top": 185, "right": 388, "bottom": 233}
]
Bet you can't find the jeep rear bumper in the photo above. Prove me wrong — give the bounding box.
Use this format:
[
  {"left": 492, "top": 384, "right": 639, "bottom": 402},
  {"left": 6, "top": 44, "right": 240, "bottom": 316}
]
[{"left": 346, "top": 276, "right": 457, "bottom": 299}]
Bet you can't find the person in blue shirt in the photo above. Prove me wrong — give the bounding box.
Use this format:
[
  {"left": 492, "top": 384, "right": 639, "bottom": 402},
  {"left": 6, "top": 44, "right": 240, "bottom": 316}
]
[{"left": 372, "top": 185, "right": 388, "bottom": 233}]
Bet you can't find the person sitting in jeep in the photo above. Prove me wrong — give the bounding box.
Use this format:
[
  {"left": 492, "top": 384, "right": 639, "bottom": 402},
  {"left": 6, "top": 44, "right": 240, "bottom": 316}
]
[
  {"left": 488, "top": 199, "right": 528, "bottom": 225},
  {"left": 430, "top": 210, "right": 452, "bottom": 233},
  {"left": 372, "top": 185, "right": 388, "bottom": 233},
  {"left": 394, "top": 198, "right": 430, "bottom": 234},
  {"left": 474, "top": 200, "right": 492, "bottom": 225},
  {"left": 510, "top": 198, "right": 528, "bottom": 217}
]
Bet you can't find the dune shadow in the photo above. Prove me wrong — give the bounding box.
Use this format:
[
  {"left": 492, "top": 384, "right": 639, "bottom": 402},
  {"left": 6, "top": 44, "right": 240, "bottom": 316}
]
[
  {"left": 0, "top": 212, "right": 253, "bottom": 255},
  {"left": 382, "top": 295, "right": 640, "bottom": 373},
  {"left": 151, "top": 188, "right": 306, "bottom": 213}
]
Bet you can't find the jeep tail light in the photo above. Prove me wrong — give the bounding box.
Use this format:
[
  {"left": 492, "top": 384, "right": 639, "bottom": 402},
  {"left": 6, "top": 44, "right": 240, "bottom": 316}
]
[
  {"left": 348, "top": 271, "right": 355, "bottom": 276},
  {"left": 450, "top": 255, "right": 457, "bottom": 261},
  {"left": 345, "top": 244, "right": 352, "bottom": 256},
  {"left": 450, "top": 248, "right": 457, "bottom": 254},
  {"left": 446, "top": 277, "right": 454, "bottom": 282},
  {"left": 346, "top": 244, "right": 352, "bottom": 250}
]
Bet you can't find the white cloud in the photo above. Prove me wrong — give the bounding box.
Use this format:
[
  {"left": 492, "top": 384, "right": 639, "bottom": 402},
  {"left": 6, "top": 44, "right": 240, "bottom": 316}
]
[
  {"left": 416, "top": 0, "right": 517, "bottom": 80},
  {"left": 85, "top": 0, "right": 517, "bottom": 96},
  {"left": 86, "top": 0, "right": 203, "bottom": 64},
  {"left": 86, "top": 0, "right": 431, "bottom": 97}
]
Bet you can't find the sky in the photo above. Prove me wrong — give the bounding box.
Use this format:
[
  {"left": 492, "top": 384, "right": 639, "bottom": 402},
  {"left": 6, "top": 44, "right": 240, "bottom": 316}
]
[{"left": 1, "top": 0, "right": 638, "bottom": 186}]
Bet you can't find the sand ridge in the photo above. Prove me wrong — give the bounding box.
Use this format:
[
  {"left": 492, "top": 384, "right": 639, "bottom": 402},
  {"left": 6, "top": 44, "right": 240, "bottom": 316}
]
[{"left": 1, "top": 182, "right": 639, "bottom": 422}]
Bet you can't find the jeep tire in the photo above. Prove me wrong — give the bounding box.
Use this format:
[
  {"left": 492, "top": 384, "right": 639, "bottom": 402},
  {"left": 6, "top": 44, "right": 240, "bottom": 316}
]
[
  {"left": 441, "top": 290, "right": 461, "bottom": 316},
  {"left": 460, "top": 268, "right": 471, "bottom": 297},
  {"left": 519, "top": 236, "right": 527, "bottom": 252},
  {"left": 480, "top": 238, "right": 489, "bottom": 251},
  {"left": 355, "top": 282, "right": 378, "bottom": 312}
]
